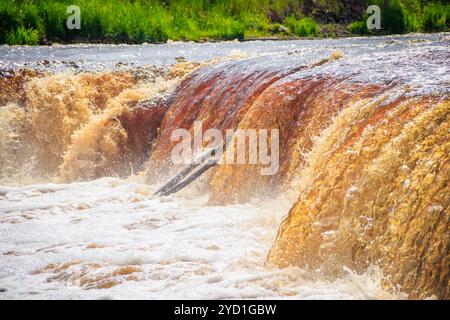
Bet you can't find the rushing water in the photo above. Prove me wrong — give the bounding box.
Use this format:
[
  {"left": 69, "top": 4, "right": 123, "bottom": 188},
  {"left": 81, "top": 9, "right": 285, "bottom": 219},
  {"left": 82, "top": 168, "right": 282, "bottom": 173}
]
[
  {"left": 0, "top": 178, "right": 400, "bottom": 299},
  {"left": 0, "top": 33, "right": 448, "bottom": 299}
]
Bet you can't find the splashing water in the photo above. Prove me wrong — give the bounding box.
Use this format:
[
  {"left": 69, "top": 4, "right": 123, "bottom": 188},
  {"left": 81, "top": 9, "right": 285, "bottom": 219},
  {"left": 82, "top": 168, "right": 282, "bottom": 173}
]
[
  {"left": 0, "top": 178, "right": 404, "bottom": 299},
  {"left": 0, "top": 33, "right": 448, "bottom": 299}
]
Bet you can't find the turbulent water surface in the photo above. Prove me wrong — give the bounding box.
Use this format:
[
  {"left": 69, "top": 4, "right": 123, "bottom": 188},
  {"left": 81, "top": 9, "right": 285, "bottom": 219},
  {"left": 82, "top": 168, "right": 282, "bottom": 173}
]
[
  {"left": 0, "top": 178, "right": 397, "bottom": 299},
  {"left": 0, "top": 33, "right": 448, "bottom": 299}
]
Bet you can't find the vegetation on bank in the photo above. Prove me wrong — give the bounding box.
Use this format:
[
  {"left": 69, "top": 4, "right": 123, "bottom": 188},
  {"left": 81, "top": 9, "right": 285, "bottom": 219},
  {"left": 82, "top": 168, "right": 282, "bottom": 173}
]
[
  {"left": 349, "top": 0, "right": 450, "bottom": 34},
  {"left": 0, "top": 0, "right": 449, "bottom": 45}
]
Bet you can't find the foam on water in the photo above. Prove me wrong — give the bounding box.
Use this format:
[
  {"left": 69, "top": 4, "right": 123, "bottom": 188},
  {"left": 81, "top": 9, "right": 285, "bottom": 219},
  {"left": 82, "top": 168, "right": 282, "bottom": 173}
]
[
  {"left": 1, "top": 33, "right": 448, "bottom": 299},
  {"left": 0, "top": 178, "right": 404, "bottom": 299}
]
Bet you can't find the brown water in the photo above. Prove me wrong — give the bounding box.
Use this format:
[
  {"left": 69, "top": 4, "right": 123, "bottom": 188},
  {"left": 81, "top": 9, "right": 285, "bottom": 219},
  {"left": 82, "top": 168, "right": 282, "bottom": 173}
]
[{"left": 0, "top": 34, "right": 449, "bottom": 299}]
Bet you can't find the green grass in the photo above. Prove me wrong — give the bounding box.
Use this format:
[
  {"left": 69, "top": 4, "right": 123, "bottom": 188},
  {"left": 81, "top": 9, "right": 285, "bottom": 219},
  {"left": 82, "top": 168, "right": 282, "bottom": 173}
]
[
  {"left": 348, "top": 20, "right": 368, "bottom": 35},
  {"left": 0, "top": 0, "right": 448, "bottom": 45},
  {"left": 349, "top": 0, "right": 450, "bottom": 35},
  {"left": 423, "top": 3, "right": 450, "bottom": 32},
  {"left": 284, "top": 16, "right": 319, "bottom": 37},
  {"left": 5, "top": 26, "right": 39, "bottom": 45}
]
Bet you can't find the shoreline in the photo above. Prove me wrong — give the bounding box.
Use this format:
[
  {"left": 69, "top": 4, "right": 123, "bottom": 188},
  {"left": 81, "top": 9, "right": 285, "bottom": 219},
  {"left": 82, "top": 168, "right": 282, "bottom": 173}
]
[{"left": 2, "top": 31, "right": 448, "bottom": 47}]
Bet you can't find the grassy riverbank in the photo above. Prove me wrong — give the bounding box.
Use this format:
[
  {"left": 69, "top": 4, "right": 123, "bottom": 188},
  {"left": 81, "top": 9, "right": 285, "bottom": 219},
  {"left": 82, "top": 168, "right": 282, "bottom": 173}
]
[{"left": 1, "top": 0, "right": 449, "bottom": 45}]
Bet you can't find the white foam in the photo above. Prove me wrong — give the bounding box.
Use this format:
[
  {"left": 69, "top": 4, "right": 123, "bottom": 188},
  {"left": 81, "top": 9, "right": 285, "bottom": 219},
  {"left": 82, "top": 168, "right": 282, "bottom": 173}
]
[{"left": 0, "top": 178, "right": 405, "bottom": 299}]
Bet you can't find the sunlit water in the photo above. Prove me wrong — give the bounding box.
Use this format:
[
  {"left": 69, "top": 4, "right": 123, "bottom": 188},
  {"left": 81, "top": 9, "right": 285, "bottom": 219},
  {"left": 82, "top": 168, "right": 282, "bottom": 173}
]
[
  {"left": 0, "top": 178, "right": 402, "bottom": 299},
  {"left": 0, "top": 33, "right": 448, "bottom": 299}
]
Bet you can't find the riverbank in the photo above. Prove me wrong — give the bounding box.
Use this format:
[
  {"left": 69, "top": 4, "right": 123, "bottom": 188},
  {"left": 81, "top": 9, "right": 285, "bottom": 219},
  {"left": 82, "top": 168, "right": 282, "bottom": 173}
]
[{"left": 1, "top": 0, "right": 448, "bottom": 45}]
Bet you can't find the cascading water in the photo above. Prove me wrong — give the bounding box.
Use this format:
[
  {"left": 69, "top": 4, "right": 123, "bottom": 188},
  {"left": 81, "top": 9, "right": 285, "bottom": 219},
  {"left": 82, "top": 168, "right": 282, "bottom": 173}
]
[{"left": 0, "top": 34, "right": 448, "bottom": 299}]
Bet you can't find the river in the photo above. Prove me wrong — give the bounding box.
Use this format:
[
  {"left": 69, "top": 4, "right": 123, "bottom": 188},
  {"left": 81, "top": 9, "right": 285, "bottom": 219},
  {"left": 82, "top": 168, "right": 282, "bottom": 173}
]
[{"left": 0, "top": 33, "right": 448, "bottom": 299}]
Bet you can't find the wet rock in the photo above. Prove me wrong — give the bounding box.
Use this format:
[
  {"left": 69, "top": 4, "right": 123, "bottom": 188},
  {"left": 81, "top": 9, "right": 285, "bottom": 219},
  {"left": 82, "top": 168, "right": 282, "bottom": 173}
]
[{"left": 175, "top": 56, "right": 186, "bottom": 63}]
